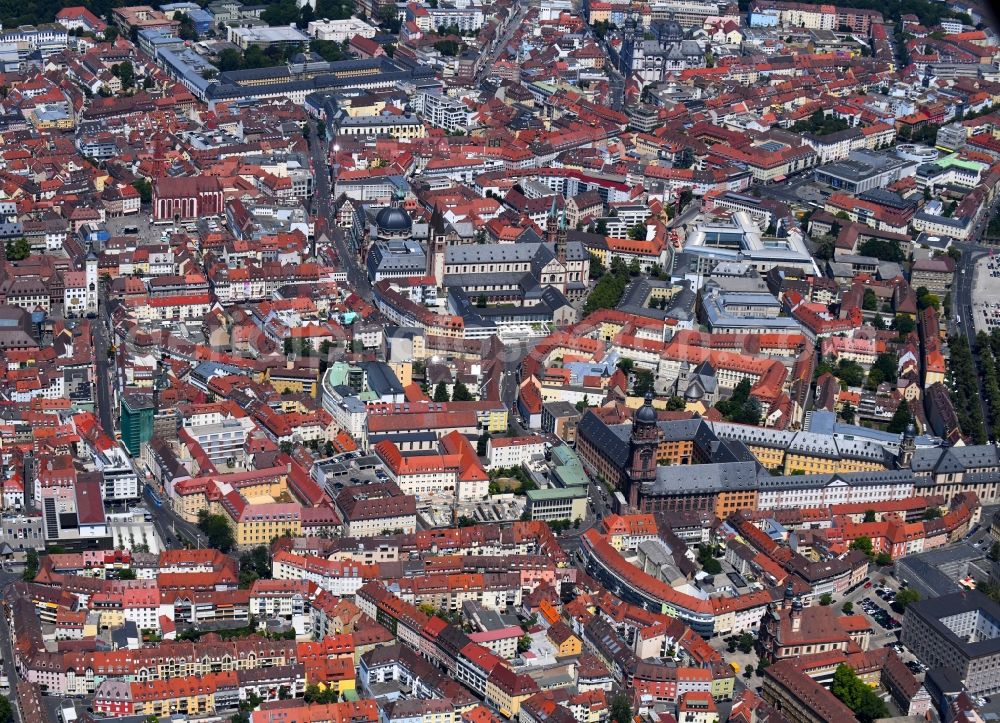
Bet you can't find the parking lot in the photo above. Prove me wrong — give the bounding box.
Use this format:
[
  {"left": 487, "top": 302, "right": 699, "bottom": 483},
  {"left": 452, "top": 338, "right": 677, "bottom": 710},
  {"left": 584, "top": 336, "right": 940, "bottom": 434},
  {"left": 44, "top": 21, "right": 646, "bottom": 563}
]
[
  {"left": 858, "top": 585, "right": 902, "bottom": 634},
  {"left": 970, "top": 254, "right": 1000, "bottom": 334}
]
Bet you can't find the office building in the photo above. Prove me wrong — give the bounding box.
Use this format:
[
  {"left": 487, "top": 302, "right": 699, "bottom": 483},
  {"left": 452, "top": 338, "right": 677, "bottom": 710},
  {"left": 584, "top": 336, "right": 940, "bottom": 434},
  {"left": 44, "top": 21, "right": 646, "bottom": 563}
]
[
  {"left": 901, "top": 591, "right": 1000, "bottom": 696},
  {"left": 120, "top": 394, "right": 154, "bottom": 457}
]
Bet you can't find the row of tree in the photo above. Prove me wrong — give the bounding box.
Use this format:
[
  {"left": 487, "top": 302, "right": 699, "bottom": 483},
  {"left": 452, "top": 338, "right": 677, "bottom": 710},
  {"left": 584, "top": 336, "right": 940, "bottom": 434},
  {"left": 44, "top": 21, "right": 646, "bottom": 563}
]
[
  {"left": 432, "top": 380, "right": 474, "bottom": 402},
  {"left": 583, "top": 258, "right": 632, "bottom": 316},
  {"left": 949, "top": 335, "right": 988, "bottom": 444},
  {"left": 976, "top": 330, "right": 1000, "bottom": 442}
]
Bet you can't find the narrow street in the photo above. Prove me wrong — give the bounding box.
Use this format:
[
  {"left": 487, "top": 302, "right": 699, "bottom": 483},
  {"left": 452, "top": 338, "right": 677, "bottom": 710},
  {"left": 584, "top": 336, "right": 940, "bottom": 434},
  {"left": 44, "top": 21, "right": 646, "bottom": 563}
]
[
  {"left": 92, "top": 316, "right": 116, "bottom": 438},
  {"left": 0, "top": 571, "right": 23, "bottom": 723},
  {"left": 307, "top": 117, "right": 373, "bottom": 301}
]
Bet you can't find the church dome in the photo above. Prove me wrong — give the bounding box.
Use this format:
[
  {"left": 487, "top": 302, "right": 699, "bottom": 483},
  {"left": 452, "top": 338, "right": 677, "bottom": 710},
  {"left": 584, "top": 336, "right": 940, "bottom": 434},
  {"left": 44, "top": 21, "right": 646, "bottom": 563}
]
[
  {"left": 375, "top": 206, "right": 412, "bottom": 236},
  {"left": 656, "top": 17, "right": 683, "bottom": 42},
  {"left": 635, "top": 392, "right": 658, "bottom": 425}
]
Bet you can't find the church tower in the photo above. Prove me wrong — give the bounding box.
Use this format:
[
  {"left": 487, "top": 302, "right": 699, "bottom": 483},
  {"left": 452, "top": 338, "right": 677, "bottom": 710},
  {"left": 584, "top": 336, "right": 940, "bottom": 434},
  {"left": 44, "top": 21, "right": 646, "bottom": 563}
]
[
  {"left": 428, "top": 204, "right": 448, "bottom": 288},
  {"left": 84, "top": 245, "right": 98, "bottom": 316},
  {"left": 897, "top": 423, "right": 917, "bottom": 469},
  {"left": 546, "top": 197, "right": 569, "bottom": 266},
  {"left": 620, "top": 12, "right": 641, "bottom": 76},
  {"left": 625, "top": 392, "right": 661, "bottom": 509},
  {"left": 556, "top": 206, "right": 568, "bottom": 265}
]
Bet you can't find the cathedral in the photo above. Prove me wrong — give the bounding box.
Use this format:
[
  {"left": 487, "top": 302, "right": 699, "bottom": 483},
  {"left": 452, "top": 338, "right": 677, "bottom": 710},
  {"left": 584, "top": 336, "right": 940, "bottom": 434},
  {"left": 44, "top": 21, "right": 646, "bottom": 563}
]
[{"left": 626, "top": 16, "right": 707, "bottom": 85}]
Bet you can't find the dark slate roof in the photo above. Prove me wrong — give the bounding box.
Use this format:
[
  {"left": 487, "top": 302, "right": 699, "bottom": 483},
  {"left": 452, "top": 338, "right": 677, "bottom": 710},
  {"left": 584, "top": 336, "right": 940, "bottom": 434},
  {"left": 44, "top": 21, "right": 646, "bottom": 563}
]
[{"left": 578, "top": 412, "right": 630, "bottom": 469}]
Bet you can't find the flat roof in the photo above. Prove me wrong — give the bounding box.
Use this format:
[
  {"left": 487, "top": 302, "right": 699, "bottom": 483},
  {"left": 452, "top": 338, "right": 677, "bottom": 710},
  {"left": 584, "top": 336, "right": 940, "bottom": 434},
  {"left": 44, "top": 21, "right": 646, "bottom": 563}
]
[{"left": 907, "top": 590, "right": 1000, "bottom": 658}]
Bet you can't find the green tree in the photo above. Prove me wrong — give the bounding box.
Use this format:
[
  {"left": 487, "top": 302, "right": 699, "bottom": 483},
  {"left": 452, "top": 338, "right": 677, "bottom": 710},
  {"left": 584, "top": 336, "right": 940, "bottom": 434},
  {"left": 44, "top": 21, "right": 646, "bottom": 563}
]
[
  {"left": 697, "top": 544, "right": 722, "bottom": 575},
  {"left": 310, "top": 38, "right": 344, "bottom": 61},
  {"left": 831, "top": 664, "right": 888, "bottom": 723},
  {"left": 863, "top": 509, "right": 876, "bottom": 523},
  {"left": 627, "top": 224, "right": 646, "bottom": 240},
  {"left": 132, "top": 178, "right": 152, "bottom": 204},
  {"left": 916, "top": 286, "right": 940, "bottom": 312},
  {"left": 218, "top": 47, "right": 243, "bottom": 71},
  {"left": 197, "top": 510, "right": 236, "bottom": 553},
  {"left": 584, "top": 257, "right": 632, "bottom": 315},
  {"left": 113, "top": 60, "right": 135, "bottom": 89},
  {"left": 239, "top": 545, "right": 272, "bottom": 588},
  {"left": 632, "top": 370, "right": 655, "bottom": 398},
  {"left": 452, "top": 380, "right": 473, "bottom": 401},
  {"left": 819, "top": 592, "right": 833, "bottom": 606},
  {"left": 842, "top": 601, "right": 854, "bottom": 614},
  {"left": 895, "top": 314, "right": 916, "bottom": 337},
  {"left": 835, "top": 360, "right": 865, "bottom": 388},
  {"left": 862, "top": 288, "right": 877, "bottom": 311},
  {"left": 304, "top": 683, "right": 339, "bottom": 704},
  {"left": 737, "top": 631, "right": 755, "bottom": 653},
  {"left": 5, "top": 237, "right": 30, "bottom": 260},
  {"left": 887, "top": 399, "right": 913, "bottom": 434},
  {"left": 476, "top": 431, "right": 490, "bottom": 457},
  {"left": 433, "top": 381, "right": 450, "bottom": 402},
  {"left": 176, "top": 11, "right": 197, "bottom": 40},
  {"left": 589, "top": 252, "right": 605, "bottom": 280},
  {"left": 716, "top": 377, "right": 750, "bottom": 417},
  {"left": 990, "top": 541, "right": 1000, "bottom": 562},
  {"left": 858, "top": 238, "right": 904, "bottom": 263},
  {"left": 377, "top": 4, "right": 401, "bottom": 30},
  {"left": 261, "top": 0, "right": 301, "bottom": 26},
  {"left": 299, "top": 1, "right": 315, "bottom": 27},
  {"left": 849, "top": 536, "right": 873, "bottom": 556},
  {"left": 875, "top": 551, "right": 892, "bottom": 566},
  {"left": 894, "top": 588, "right": 920, "bottom": 610},
  {"left": 22, "top": 547, "right": 38, "bottom": 581},
  {"left": 872, "top": 353, "right": 898, "bottom": 384},
  {"left": 517, "top": 634, "right": 532, "bottom": 653},
  {"left": 841, "top": 402, "right": 855, "bottom": 425},
  {"left": 666, "top": 396, "right": 686, "bottom": 411},
  {"left": 790, "top": 109, "right": 851, "bottom": 136},
  {"left": 610, "top": 692, "right": 634, "bottom": 723},
  {"left": 434, "top": 38, "right": 460, "bottom": 56}
]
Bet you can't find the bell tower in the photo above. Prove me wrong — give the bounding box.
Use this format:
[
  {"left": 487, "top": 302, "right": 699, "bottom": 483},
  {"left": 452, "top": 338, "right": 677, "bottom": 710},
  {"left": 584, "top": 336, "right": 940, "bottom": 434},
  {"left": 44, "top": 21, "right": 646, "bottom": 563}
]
[
  {"left": 625, "top": 392, "right": 661, "bottom": 510},
  {"left": 897, "top": 422, "right": 917, "bottom": 468},
  {"left": 85, "top": 245, "right": 99, "bottom": 316},
  {"left": 428, "top": 204, "right": 448, "bottom": 288}
]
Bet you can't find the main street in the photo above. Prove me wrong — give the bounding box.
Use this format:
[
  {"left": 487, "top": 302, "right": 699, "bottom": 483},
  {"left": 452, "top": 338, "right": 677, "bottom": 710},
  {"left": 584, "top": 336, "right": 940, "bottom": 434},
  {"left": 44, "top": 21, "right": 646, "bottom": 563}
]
[
  {"left": 143, "top": 484, "right": 207, "bottom": 549},
  {"left": 92, "top": 313, "right": 116, "bottom": 438},
  {"left": 308, "top": 116, "right": 372, "bottom": 301},
  {"left": 475, "top": 0, "right": 527, "bottom": 85},
  {"left": 950, "top": 194, "right": 1000, "bottom": 436},
  {"left": 0, "top": 571, "right": 23, "bottom": 723}
]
